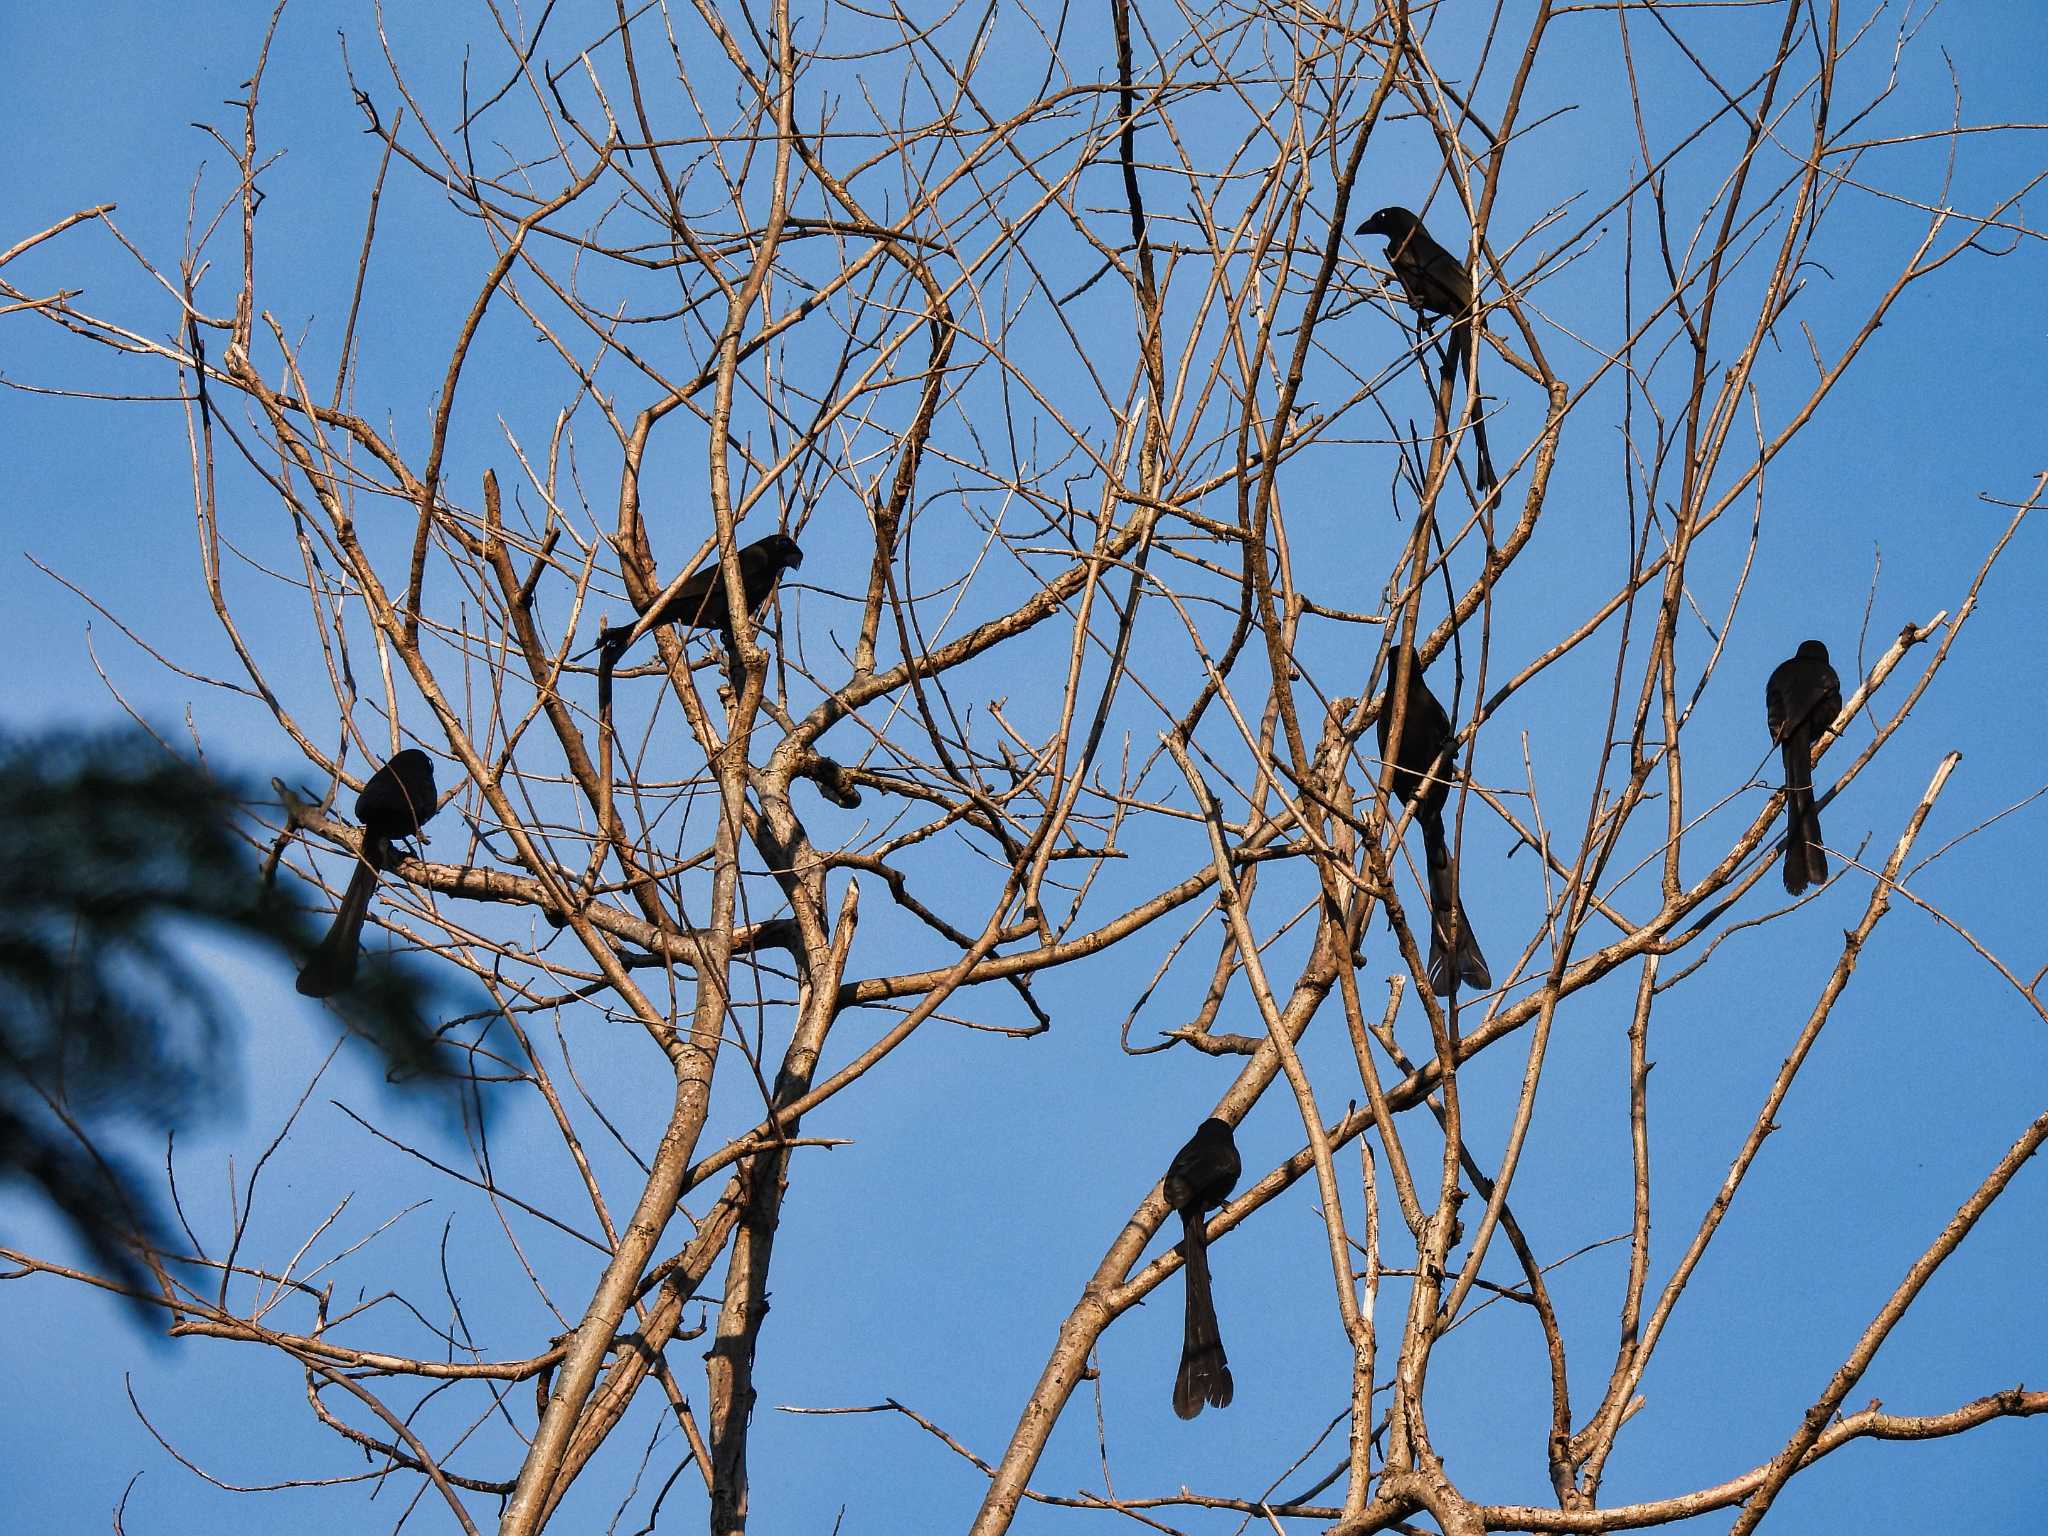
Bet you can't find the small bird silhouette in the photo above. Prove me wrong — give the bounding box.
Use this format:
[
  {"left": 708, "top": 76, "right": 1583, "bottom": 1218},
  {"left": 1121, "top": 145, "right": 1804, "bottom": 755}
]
[
  {"left": 1378, "top": 645, "right": 1491, "bottom": 994},
  {"left": 1765, "top": 640, "right": 1842, "bottom": 894},
  {"left": 589, "top": 532, "right": 802, "bottom": 661},
  {"left": 1163, "top": 1117, "right": 1241, "bottom": 1419},
  {"left": 297, "top": 749, "right": 438, "bottom": 998}
]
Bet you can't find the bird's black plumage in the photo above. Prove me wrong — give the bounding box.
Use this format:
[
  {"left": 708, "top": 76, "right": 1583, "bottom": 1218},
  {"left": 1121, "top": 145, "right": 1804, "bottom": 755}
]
[
  {"left": 297, "top": 749, "right": 438, "bottom": 998},
  {"left": 1163, "top": 1117, "right": 1241, "bottom": 1419},
  {"left": 1377, "top": 645, "right": 1491, "bottom": 995},
  {"left": 1356, "top": 205, "right": 1474, "bottom": 322},
  {"left": 1765, "top": 639, "right": 1842, "bottom": 894},
  {"left": 595, "top": 532, "right": 803, "bottom": 660}
]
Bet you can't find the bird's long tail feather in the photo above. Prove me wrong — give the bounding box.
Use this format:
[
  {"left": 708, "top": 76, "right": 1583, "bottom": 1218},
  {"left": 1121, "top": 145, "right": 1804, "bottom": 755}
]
[
  {"left": 1423, "top": 816, "right": 1491, "bottom": 995},
  {"left": 1173, "top": 1208, "right": 1232, "bottom": 1418},
  {"left": 297, "top": 837, "right": 390, "bottom": 998},
  {"left": 1779, "top": 733, "right": 1827, "bottom": 894}
]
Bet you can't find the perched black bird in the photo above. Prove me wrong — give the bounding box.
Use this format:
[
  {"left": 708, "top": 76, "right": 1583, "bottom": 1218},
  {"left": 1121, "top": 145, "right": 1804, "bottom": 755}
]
[
  {"left": 1163, "top": 1116, "right": 1241, "bottom": 1419},
  {"left": 1765, "top": 640, "right": 1842, "bottom": 895},
  {"left": 591, "top": 532, "right": 803, "bottom": 660},
  {"left": 297, "top": 749, "right": 438, "bottom": 998},
  {"left": 1377, "top": 644, "right": 1492, "bottom": 995},
  {"left": 1356, "top": 205, "right": 1474, "bottom": 325}
]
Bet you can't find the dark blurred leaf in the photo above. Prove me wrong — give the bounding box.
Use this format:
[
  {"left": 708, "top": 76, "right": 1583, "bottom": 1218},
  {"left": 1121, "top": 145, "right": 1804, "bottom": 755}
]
[{"left": 0, "top": 729, "right": 458, "bottom": 1298}]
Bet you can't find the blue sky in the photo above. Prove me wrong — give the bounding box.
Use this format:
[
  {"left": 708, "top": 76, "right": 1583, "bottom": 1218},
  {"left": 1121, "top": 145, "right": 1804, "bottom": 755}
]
[{"left": 4, "top": 3, "right": 2046, "bottom": 1533}]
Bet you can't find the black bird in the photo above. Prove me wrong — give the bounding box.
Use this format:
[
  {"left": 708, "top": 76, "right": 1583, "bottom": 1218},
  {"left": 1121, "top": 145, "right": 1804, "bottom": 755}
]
[
  {"left": 1163, "top": 1116, "right": 1241, "bottom": 1419},
  {"left": 591, "top": 532, "right": 803, "bottom": 660},
  {"left": 1765, "top": 640, "right": 1842, "bottom": 894},
  {"left": 1356, "top": 205, "right": 1474, "bottom": 326},
  {"left": 1377, "top": 644, "right": 1492, "bottom": 995},
  {"left": 297, "top": 749, "right": 438, "bottom": 998}
]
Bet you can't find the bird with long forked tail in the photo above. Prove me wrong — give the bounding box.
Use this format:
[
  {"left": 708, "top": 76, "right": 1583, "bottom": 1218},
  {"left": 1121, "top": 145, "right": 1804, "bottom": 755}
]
[
  {"left": 1765, "top": 640, "right": 1842, "bottom": 894},
  {"left": 1163, "top": 1116, "right": 1241, "bottom": 1419},
  {"left": 297, "top": 749, "right": 438, "bottom": 998},
  {"left": 1378, "top": 644, "right": 1491, "bottom": 995}
]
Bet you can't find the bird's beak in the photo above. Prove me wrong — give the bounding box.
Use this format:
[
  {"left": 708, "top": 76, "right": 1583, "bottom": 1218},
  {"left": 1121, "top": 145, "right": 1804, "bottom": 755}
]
[{"left": 788, "top": 545, "right": 804, "bottom": 568}]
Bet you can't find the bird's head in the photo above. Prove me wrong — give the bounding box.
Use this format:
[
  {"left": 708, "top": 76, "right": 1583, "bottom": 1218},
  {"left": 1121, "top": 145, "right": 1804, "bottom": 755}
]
[
  {"left": 387, "top": 748, "right": 436, "bottom": 790},
  {"left": 766, "top": 533, "right": 804, "bottom": 571},
  {"left": 1796, "top": 638, "right": 1830, "bottom": 662},
  {"left": 361, "top": 749, "right": 439, "bottom": 834},
  {"left": 1355, "top": 205, "right": 1419, "bottom": 239}
]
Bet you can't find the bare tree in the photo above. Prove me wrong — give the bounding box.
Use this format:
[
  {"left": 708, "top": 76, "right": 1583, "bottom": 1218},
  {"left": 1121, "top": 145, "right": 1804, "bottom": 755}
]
[{"left": 5, "top": 2, "right": 2043, "bottom": 1533}]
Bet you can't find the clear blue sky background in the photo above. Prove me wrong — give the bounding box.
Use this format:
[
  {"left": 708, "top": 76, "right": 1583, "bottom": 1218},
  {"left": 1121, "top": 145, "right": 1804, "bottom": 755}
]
[{"left": 3, "top": 3, "right": 2045, "bottom": 1533}]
